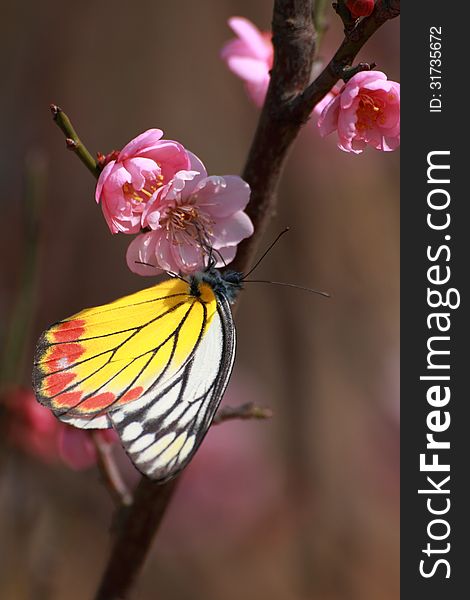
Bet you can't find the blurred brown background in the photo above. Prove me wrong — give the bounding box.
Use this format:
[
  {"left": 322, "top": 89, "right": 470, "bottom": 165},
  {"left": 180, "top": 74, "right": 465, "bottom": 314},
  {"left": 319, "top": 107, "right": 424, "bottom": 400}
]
[{"left": 1, "top": 1, "right": 399, "bottom": 599}]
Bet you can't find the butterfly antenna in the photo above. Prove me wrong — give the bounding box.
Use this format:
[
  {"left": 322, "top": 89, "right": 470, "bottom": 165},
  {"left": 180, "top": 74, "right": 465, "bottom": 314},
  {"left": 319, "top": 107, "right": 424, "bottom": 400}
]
[
  {"left": 243, "top": 227, "right": 290, "bottom": 278},
  {"left": 134, "top": 261, "right": 187, "bottom": 283},
  {"left": 244, "top": 280, "right": 330, "bottom": 298},
  {"left": 167, "top": 271, "right": 187, "bottom": 283},
  {"left": 135, "top": 260, "right": 157, "bottom": 268},
  {"left": 199, "top": 232, "right": 217, "bottom": 269},
  {"left": 212, "top": 247, "right": 227, "bottom": 268}
]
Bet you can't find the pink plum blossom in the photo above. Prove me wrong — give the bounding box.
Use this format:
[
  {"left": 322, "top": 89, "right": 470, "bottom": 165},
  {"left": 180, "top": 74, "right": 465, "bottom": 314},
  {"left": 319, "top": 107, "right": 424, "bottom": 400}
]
[
  {"left": 95, "top": 129, "right": 191, "bottom": 234},
  {"left": 2, "top": 386, "right": 60, "bottom": 464},
  {"left": 221, "top": 17, "right": 273, "bottom": 106},
  {"left": 313, "top": 83, "right": 343, "bottom": 116},
  {"left": 221, "top": 17, "right": 341, "bottom": 121},
  {"left": 126, "top": 153, "right": 254, "bottom": 275},
  {"left": 318, "top": 70, "right": 400, "bottom": 153},
  {"left": 1, "top": 386, "right": 117, "bottom": 470}
]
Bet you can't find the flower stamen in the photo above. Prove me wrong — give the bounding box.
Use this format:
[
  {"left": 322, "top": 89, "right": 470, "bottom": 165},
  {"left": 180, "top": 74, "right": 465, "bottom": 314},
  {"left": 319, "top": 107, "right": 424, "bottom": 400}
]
[
  {"left": 160, "top": 204, "right": 214, "bottom": 248},
  {"left": 122, "top": 176, "right": 164, "bottom": 204},
  {"left": 356, "top": 92, "right": 385, "bottom": 131}
]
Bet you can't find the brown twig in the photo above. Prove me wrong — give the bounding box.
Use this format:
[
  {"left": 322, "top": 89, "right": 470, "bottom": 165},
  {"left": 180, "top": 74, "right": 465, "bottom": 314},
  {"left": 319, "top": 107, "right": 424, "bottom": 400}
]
[
  {"left": 91, "top": 432, "right": 133, "bottom": 508},
  {"left": 213, "top": 402, "right": 273, "bottom": 425},
  {"left": 95, "top": 477, "right": 179, "bottom": 600}
]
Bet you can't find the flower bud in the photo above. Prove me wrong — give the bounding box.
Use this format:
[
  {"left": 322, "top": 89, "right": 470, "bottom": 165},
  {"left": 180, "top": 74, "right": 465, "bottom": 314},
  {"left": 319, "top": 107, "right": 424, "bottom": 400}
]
[{"left": 345, "top": 0, "right": 375, "bottom": 18}]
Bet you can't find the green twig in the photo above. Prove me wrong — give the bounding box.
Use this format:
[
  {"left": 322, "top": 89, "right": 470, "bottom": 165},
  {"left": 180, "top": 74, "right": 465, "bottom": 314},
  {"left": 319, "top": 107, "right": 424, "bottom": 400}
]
[{"left": 50, "top": 105, "right": 100, "bottom": 178}]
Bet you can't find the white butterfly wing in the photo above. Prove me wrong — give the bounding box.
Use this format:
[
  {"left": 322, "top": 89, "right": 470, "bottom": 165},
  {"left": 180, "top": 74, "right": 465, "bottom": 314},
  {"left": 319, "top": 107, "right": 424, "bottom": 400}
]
[{"left": 109, "top": 294, "right": 236, "bottom": 482}]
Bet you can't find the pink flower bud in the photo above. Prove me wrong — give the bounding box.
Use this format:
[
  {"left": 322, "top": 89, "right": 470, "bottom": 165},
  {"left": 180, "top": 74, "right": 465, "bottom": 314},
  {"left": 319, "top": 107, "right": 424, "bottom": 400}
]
[{"left": 345, "top": 0, "right": 375, "bottom": 18}]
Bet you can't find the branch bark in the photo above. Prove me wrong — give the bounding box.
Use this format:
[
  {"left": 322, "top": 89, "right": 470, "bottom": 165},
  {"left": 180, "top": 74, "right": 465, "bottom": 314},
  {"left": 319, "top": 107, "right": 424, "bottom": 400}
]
[
  {"left": 95, "top": 478, "right": 179, "bottom": 600},
  {"left": 212, "top": 402, "right": 273, "bottom": 425},
  {"left": 231, "top": 0, "right": 316, "bottom": 272}
]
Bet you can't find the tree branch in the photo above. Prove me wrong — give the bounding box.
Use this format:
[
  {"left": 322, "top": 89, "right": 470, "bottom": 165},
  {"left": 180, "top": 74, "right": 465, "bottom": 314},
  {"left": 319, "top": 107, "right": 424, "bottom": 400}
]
[
  {"left": 91, "top": 432, "right": 133, "bottom": 508},
  {"left": 231, "top": 0, "right": 316, "bottom": 272},
  {"left": 212, "top": 402, "right": 273, "bottom": 425},
  {"left": 50, "top": 105, "right": 101, "bottom": 178},
  {"left": 94, "top": 478, "right": 179, "bottom": 600},
  {"left": 291, "top": 0, "right": 400, "bottom": 119}
]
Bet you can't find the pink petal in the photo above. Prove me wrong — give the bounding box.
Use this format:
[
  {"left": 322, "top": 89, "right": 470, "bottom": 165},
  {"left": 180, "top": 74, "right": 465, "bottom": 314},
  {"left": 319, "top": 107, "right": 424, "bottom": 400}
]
[
  {"left": 188, "top": 151, "right": 208, "bottom": 177},
  {"left": 211, "top": 211, "right": 254, "bottom": 249},
  {"left": 58, "top": 427, "right": 97, "bottom": 470},
  {"left": 119, "top": 129, "right": 164, "bottom": 160},
  {"left": 337, "top": 99, "right": 359, "bottom": 142},
  {"left": 221, "top": 39, "right": 248, "bottom": 61},
  {"left": 126, "top": 232, "right": 162, "bottom": 276},
  {"left": 227, "top": 17, "right": 271, "bottom": 61},
  {"left": 160, "top": 170, "right": 203, "bottom": 203},
  {"left": 171, "top": 240, "right": 203, "bottom": 274},
  {"left": 141, "top": 141, "right": 191, "bottom": 180},
  {"left": 141, "top": 195, "right": 162, "bottom": 230},
  {"left": 379, "top": 101, "right": 400, "bottom": 129},
  {"left": 154, "top": 231, "right": 180, "bottom": 272},
  {"left": 214, "top": 245, "right": 237, "bottom": 268},
  {"left": 362, "top": 78, "right": 399, "bottom": 94},
  {"left": 194, "top": 175, "right": 251, "bottom": 217},
  {"left": 338, "top": 137, "right": 366, "bottom": 154},
  {"left": 381, "top": 135, "right": 400, "bottom": 151},
  {"left": 95, "top": 160, "right": 116, "bottom": 203},
  {"left": 226, "top": 56, "right": 270, "bottom": 84},
  {"left": 313, "top": 92, "right": 334, "bottom": 117},
  {"left": 341, "top": 71, "right": 387, "bottom": 110},
  {"left": 124, "top": 157, "right": 160, "bottom": 190},
  {"left": 100, "top": 193, "right": 141, "bottom": 234},
  {"left": 105, "top": 164, "right": 132, "bottom": 190},
  {"left": 318, "top": 95, "right": 341, "bottom": 137},
  {"left": 348, "top": 70, "right": 387, "bottom": 89}
]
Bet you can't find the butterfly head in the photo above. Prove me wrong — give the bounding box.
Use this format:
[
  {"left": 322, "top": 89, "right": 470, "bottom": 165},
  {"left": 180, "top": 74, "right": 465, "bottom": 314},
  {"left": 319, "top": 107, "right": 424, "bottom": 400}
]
[{"left": 189, "top": 266, "right": 243, "bottom": 304}]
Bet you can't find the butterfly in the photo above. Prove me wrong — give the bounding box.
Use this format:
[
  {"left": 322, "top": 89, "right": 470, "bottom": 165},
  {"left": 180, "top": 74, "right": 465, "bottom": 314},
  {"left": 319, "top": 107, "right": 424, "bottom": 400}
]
[{"left": 32, "top": 265, "right": 244, "bottom": 483}]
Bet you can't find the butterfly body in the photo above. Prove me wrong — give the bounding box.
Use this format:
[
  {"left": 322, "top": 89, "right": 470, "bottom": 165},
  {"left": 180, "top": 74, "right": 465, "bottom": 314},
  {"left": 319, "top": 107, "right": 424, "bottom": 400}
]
[{"left": 33, "top": 268, "right": 243, "bottom": 482}]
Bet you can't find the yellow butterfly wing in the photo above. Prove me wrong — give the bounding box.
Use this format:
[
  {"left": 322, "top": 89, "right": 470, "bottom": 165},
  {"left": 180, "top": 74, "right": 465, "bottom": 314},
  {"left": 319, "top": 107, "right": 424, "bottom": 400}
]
[
  {"left": 109, "top": 291, "right": 235, "bottom": 481},
  {"left": 33, "top": 277, "right": 236, "bottom": 481}
]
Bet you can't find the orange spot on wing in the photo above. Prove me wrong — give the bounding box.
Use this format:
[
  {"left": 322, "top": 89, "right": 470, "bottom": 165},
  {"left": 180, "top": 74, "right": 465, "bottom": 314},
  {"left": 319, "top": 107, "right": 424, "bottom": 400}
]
[
  {"left": 118, "top": 386, "right": 144, "bottom": 404},
  {"left": 52, "top": 319, "right": 86, "bottom": 343},
  {"left": 77, "top": 392, "right": 116, "bottom": 412},
  {"left": 45, "top": 343, "right": 85, "bottom": 372},
  {"left": 43, "top": 372, "right": 76, "bottom": 396},
  {"left": 54, "top": 391, "right": 83, "bottom": 408}
]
